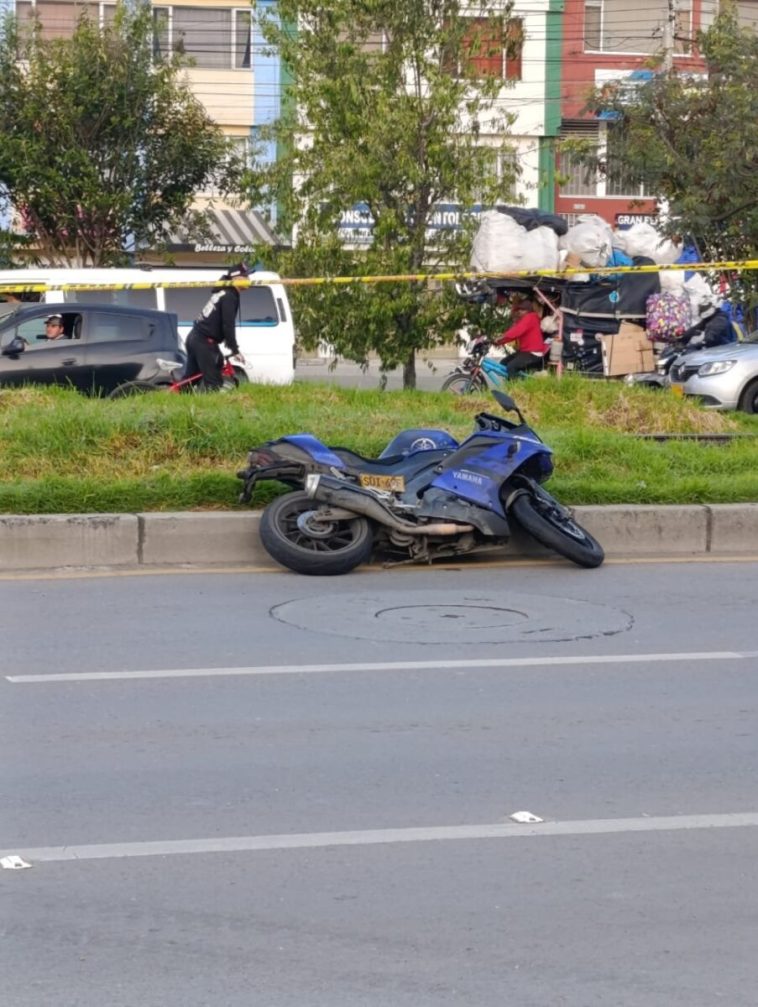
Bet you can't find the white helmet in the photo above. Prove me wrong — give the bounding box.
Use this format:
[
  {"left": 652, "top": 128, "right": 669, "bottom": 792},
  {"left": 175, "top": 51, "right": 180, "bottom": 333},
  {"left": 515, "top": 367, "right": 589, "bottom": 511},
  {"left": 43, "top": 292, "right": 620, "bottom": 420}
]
[{"left": 697, "top": 297, "right": 718, "bottom": 319}]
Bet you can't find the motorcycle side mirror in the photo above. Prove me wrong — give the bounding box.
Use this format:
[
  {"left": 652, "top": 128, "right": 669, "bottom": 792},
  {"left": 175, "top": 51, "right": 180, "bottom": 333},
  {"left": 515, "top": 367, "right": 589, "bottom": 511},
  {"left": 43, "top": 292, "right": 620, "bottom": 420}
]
[
  {"left": 492, "top": 390, "right": 521, "bottom": 416},
  {"left": 1, "top": 336, "right": 25, "bottom": 356}
]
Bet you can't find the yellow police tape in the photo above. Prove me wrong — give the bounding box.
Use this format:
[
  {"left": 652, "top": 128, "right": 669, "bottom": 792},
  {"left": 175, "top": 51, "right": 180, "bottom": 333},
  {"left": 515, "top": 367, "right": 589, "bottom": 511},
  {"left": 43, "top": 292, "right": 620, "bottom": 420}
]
[{"left": 1, "top": 258, "right": 758, "bottom": 294}]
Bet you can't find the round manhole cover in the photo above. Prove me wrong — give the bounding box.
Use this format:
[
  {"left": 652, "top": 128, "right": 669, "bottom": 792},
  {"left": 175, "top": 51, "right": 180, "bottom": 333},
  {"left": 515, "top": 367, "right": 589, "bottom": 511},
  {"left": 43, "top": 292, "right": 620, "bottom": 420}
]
[
  {"left": 374, "top": 604, "right": 529, "bottom": 630},
  {"left": 270, "top": 590, "right": 632, "bottom": 645}
]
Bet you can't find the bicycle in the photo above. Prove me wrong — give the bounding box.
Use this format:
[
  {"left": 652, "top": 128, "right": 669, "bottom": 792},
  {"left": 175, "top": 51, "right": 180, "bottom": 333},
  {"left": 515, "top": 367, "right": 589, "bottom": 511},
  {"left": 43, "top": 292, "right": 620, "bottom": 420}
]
[{"left": 108, "top": 354, "right": 245, "bottom": 399}]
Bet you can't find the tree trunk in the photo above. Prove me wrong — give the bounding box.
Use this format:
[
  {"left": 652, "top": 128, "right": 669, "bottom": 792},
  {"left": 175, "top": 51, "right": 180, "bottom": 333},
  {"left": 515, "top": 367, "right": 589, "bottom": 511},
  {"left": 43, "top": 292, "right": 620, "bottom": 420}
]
[{"left": 403, "top": 348, "right": 416, "bottom": 390}]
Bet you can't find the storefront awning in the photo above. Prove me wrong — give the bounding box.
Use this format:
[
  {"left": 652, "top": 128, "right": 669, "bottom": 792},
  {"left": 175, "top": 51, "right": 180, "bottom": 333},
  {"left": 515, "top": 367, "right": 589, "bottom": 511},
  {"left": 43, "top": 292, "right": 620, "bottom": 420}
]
[{"left": 164, "top": 208, "right": 281, "bottom": 252}]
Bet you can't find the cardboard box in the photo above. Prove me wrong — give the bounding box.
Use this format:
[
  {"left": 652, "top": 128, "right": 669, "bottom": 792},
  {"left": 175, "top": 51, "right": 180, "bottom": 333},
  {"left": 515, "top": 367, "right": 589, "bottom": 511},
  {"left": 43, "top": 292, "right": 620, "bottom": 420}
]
[{"left": 599, "top": 323, "right": 654, "bottom": 376}]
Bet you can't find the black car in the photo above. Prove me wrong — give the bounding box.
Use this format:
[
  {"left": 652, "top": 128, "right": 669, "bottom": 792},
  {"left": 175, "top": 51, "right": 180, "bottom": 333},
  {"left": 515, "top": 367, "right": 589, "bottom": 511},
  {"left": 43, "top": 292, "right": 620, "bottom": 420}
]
[{"left": 0, "top": 303, "right": 185, "bottom": 395}]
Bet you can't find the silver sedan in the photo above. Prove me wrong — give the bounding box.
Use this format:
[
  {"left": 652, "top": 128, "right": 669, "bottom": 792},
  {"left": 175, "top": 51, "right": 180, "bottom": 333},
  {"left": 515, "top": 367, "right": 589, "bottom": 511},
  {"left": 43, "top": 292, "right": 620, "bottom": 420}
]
[{"left": 669, "top": 339, "right": 758, "bottom": 412}]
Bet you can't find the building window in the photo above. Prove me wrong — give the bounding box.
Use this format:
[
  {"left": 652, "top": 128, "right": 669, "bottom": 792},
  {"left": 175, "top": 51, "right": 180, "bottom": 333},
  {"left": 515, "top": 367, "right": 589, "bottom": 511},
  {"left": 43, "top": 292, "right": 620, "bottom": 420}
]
[
  {"left": 443, "top": 17, "right": 523, "bottom": 82},
  {"left": 152, "top": 6, "right": 170, "bottom": 59},
  {"left": 603, "top": 126, "right": 647, "bottom": 196},
  {"left": 473, "top": 146, "right": 520, "bottom": 202},
  {"left": 584, "top": 0, "right": 602, "bottom": 51},
  {"left": 171, "top": 6, "right": 252, "bottom": 70},
  {"left": 737, "top": 1, "right": 758, "bottom": 31},
  {"left": 201, "top": 135, "right": 251, "bottom": 197},
  {"left": 583, "top": 0, "right": 692, "bottom": 55},
  {"left": 15, "top": 1, "right": 96, "bottom": 40},
  {"left": 15, "top": 2, "right": 254, "bottom": 70},
  {"left": 559, "top": 148, "right": 598, "bottom": 197},
  {"left": 234, "top": 9, "right": 252, "bottom": 69},
  {"left": 558, "top": 124, "right": 599, "bottom": 197},
  {"left": 504, "top": 18, "right": 523, "bottom": 82},
  {"left": 172, "top": 7, "right": 231, "bottom": 68}
]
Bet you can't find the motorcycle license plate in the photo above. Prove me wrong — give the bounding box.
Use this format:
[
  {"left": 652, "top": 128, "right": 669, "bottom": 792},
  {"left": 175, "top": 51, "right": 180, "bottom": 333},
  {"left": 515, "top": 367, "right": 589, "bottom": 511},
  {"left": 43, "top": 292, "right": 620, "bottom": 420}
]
[
  {"left": 671, "top": 383, "right": 684, "bottom": 397},
  {"left": 359, "top": 473, "right": 405, "bottom": 492}
]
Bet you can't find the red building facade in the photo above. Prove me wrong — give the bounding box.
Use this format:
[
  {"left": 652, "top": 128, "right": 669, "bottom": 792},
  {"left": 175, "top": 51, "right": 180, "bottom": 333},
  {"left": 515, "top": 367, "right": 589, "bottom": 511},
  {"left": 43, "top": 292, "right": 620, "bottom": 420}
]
[{"left": 555, "top": 0, "right": 711, "bottom": 226}]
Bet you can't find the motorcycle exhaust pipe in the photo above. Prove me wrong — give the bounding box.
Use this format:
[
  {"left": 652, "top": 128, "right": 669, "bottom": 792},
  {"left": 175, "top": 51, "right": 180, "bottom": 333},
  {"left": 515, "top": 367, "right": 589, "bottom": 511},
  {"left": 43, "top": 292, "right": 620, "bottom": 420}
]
[{"left": 305, "top": 474, "right": 473, "bottom": 537}]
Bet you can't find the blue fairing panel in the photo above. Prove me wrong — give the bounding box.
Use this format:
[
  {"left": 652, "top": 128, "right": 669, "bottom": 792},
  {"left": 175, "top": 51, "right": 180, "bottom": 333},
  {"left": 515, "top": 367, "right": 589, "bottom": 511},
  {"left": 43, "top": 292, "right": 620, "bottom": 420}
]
[
  {"left": 380, "top": 428, "right": 459, "bottom": 458},
  {"left": 277, "top": 435, "right": 347, "bottom": 468}
]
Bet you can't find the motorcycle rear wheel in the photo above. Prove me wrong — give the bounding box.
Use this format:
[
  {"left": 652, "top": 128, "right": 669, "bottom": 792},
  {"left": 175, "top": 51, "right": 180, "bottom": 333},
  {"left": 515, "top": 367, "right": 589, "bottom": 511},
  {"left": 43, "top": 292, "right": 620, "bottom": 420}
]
[
  {"left": 259, "top": 490, "right": 374, "bottom": 575},
  {"left": 510, "top": 489, "right": 604, "bottom": 568},
  {"left": 441, "top": 372, "right": 485, "bottom": 395}
]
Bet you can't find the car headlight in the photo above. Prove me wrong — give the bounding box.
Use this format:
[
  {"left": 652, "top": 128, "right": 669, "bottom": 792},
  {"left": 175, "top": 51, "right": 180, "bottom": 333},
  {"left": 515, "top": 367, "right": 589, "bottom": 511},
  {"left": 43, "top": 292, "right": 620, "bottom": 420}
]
[{"left": 698, "top": 360, "right": 736, "bottom": 377}]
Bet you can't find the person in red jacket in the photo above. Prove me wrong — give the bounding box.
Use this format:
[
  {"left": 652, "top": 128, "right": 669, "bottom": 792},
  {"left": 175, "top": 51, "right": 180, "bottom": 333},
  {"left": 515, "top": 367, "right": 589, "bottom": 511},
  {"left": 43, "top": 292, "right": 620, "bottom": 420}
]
[{"left": 494, "top": 298, "right": 548, "bottom": 376}]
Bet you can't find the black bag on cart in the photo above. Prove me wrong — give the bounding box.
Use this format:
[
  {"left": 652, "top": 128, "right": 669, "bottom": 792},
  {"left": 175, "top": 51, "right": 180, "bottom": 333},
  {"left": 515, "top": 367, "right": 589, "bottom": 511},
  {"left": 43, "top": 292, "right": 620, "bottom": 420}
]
[{"left": 561, "top": 257, "right": 660, "bottom": 328}]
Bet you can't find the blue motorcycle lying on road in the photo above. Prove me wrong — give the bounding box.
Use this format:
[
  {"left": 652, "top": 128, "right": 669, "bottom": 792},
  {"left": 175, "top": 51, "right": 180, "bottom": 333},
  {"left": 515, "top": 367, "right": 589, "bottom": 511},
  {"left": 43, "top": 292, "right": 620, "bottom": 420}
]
[{"left": 237, "top": 390, "right": 604, "bottom": 575}]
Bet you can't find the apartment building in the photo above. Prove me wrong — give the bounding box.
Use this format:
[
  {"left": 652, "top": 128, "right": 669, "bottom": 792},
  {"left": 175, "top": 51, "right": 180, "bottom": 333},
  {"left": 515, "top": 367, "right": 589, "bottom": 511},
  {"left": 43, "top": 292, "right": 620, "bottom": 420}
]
[
  {"left": 7, "top": 0, "right": 279, "bottom": 263},
  {"left": 553, "top": 0, "right": 758, "bottom": 226},
  {"left": 336, "top": 2, "right": 561, "bottom": 247},
  {"left": 8, "top": 1, "right": 754, "bottom": 255}
]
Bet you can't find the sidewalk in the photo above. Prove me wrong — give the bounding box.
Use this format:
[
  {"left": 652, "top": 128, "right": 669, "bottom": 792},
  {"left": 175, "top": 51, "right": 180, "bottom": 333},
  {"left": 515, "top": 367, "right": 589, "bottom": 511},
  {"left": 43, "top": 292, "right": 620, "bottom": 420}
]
[{"left": 2, "top": 505, "right": 757, "bottom": 573}]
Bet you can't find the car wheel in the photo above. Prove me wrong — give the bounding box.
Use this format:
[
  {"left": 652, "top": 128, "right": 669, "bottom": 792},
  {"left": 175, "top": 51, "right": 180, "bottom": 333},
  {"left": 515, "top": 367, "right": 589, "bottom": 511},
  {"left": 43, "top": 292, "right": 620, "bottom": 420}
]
[{"left": 739, "top": 379, "right": 758, "bottom": 414}]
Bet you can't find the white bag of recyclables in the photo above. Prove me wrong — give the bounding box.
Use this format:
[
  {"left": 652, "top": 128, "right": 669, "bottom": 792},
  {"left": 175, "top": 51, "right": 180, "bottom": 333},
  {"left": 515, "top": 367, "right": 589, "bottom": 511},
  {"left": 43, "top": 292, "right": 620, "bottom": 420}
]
[
  {"left": 470, "top": 210, "right": 559, "bottom": 274},
  {"left": 519, "top": 225, "right": 560, "bottom": 272},
  {"left": 559, "top": 214, "right": 613, "bottom": 268},
  {"left": 613, "top": 222, "right": 682, "bottom": 264},
  {"left": 470, "top": 210, "right": 524, "bottom": 273},
  {"left": 682, "top": 273, "right": 717, "bottom": 324},
  {"left": 660, "top": 268, "right": 685, "bottom": 293}
]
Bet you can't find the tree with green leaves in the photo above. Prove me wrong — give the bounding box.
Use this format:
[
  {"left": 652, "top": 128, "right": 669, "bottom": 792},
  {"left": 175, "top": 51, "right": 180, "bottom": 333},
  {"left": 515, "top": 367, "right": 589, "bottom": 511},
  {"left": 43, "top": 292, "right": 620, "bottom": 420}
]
[
  {"left": 585, "top": 4, "right": 758, "bottom": 309},
  {"left": 255, "top": 0, "right": 521, "bottom": 387},
  {"left": 0, "top": 3, "right": 242, "bottom": 267}
]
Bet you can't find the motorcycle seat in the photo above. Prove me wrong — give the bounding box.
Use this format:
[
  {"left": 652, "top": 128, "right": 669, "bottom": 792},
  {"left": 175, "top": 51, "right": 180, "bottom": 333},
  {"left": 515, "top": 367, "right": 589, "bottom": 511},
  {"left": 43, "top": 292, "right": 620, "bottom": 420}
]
[{"left": 330, "top": 446, "right": 453, "bottom": 477}]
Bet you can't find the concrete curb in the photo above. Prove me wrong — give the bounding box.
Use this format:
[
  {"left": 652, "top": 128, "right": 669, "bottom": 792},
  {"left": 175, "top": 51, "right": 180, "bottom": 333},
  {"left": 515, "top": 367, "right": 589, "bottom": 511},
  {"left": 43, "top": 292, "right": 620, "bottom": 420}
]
[{"left": 2, "top": 505, "right": 758, "bottom": 573}]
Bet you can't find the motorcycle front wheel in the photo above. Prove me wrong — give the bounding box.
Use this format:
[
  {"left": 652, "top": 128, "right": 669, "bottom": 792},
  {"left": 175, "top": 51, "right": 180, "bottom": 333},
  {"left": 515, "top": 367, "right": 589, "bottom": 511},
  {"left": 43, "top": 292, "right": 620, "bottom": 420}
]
[
  {"left": 259, "top": 490, "right": 374, "bottom": 576},
  {"left": 441, "top": 372, "right": 485, "bottom": 395},
  {"left": 510, "top": 489, "right": 604, "bottom": 568}
]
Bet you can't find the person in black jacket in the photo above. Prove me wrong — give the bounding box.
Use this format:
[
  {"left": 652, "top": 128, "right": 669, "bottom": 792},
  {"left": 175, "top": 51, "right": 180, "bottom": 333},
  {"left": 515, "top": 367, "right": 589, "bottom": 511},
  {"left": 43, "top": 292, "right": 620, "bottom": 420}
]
[
  {"left": 183, "top": 263, "right": 248, "bottom": 389},
  {"left": 681, "top": 299, "right": 736, "bottom": 349}
]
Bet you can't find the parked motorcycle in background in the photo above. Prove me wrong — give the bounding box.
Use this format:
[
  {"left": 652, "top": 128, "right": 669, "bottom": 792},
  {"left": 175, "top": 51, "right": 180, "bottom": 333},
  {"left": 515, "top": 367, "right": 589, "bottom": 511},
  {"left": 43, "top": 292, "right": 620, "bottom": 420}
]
[
  {"left": 623, "top": 340, "right": 690, "bottom": 390},
  {"left": 237, "top": 390, "right": 604, "bottom": 575}
]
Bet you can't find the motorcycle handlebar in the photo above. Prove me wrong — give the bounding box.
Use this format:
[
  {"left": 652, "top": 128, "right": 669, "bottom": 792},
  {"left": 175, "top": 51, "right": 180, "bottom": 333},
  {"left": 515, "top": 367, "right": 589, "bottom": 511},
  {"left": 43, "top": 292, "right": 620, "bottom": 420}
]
[{"left": 470, "top": 337, "right": 492, "bottom": 357}]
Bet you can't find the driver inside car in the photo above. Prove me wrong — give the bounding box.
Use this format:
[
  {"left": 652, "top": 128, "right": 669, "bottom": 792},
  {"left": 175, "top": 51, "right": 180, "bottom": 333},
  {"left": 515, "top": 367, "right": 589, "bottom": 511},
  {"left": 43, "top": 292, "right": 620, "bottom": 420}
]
[{"left": 36, "top": 314, "right": 67, "bottom": 341}]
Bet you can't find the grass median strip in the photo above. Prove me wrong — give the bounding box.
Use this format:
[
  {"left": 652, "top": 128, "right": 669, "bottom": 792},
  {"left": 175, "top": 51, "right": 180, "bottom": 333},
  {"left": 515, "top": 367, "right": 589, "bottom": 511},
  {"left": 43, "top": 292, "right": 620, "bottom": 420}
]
[{"left": 0, "top": 376, "right": 756, "bottom": 514}]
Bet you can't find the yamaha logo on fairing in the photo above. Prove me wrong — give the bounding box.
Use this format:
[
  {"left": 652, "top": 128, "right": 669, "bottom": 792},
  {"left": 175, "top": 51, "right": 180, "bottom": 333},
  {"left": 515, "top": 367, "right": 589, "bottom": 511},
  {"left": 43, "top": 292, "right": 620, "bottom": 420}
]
[
  {"left": 453, "top": 469, "right": 484, "bottom": 485},
  {"left": 410, "top": 437, "right": 438, "bottom": 451}
]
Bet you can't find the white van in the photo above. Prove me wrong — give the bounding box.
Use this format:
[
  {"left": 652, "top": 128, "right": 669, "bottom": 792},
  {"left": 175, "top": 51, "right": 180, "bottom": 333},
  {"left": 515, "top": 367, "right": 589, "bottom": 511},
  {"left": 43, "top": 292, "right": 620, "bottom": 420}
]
[{"left": 0, "top": 267, "right": 295, "bottom": 384}]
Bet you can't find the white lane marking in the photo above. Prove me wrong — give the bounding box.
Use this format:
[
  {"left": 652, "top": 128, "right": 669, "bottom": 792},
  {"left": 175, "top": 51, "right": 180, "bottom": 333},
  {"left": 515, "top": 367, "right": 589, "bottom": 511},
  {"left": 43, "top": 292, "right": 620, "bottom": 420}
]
[
  {"left": 6, "top": 650, "right": 756, "bottom": 683},
  {"left": 6, "top": 813, "right": 758, "bottom": 864}
]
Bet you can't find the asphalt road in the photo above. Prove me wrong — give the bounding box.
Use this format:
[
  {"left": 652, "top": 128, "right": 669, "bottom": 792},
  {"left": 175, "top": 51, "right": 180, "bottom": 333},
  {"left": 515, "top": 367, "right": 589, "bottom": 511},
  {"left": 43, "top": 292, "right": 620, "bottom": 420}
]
[
  {"left": 2, "top": 558, "right": 758, "bottom": 1006},
  {"left": 295, "top": 354, "right": 462, "bottom": 391}
]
